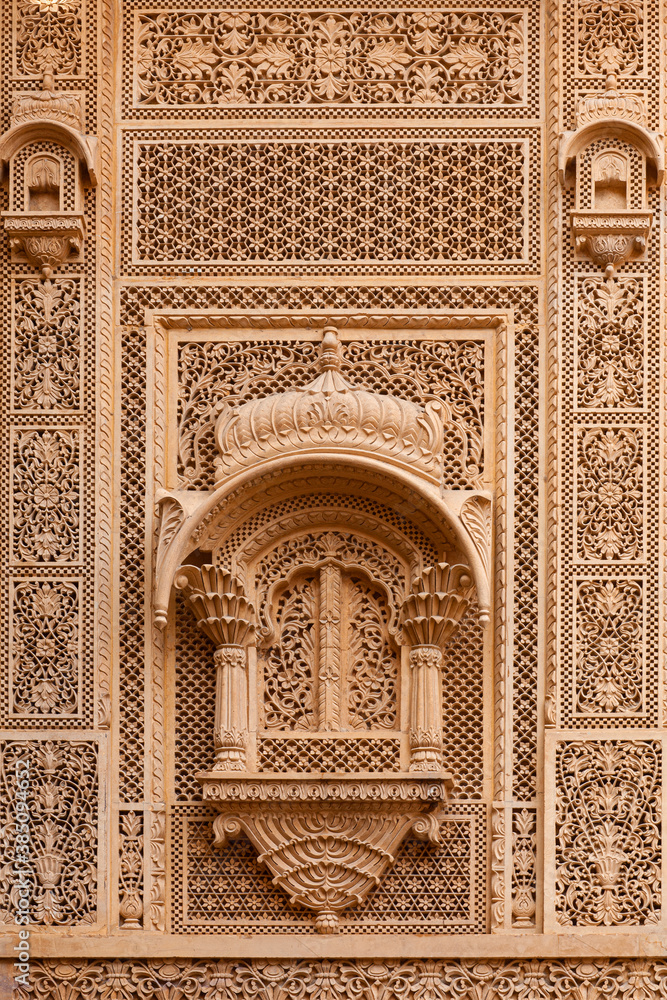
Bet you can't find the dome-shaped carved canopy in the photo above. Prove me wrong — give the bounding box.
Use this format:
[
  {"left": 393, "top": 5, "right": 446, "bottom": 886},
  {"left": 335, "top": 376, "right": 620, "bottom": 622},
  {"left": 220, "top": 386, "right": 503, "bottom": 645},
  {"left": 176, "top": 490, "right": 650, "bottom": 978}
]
[{"left": 214, "top": 327, "right": 446, "bottom": 486}]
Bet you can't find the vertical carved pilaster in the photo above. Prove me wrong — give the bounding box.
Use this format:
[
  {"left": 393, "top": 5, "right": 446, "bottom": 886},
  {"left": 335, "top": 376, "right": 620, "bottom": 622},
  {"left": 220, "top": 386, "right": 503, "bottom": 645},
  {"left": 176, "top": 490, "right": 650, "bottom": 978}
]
[
  {"left": 408, "top": 646, "right": 444, "bottom": 771},
  {"left": 175, "top": 565, "right": 255, "bottom": 772},
  {"left": 213, "top": 645, "right": 248, "bottom": 771},
  {"left": 401, "top": 563, "right": 472, "bottom": 773}
]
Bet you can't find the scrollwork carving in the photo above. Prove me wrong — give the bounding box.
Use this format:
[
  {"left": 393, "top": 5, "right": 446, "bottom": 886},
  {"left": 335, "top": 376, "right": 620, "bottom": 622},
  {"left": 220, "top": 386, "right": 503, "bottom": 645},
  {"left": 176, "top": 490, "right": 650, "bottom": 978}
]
[
  {"left": 135, "top": 9, "right": 526, "bottom": 108},
  {"left": 11, "top": 427, "right": 81, "bottom": 564},
  {"left": 0, "top": 739, "right": 98, "bottom": 926},
  {"left": 576, "top": 425, "right": 644, "bottom": 561}
]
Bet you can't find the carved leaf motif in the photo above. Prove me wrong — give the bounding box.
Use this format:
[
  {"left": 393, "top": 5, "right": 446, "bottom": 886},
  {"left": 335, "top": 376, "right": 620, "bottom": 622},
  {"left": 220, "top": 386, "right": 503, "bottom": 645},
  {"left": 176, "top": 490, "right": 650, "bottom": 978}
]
[
  {"left": 0, "top": 740, "right": 98, "bottom": 925},
  {"left": 556, "top": 740, "right": 661, "bottom": 926},
  {"left": 135, "top": 8, "right": 525, "bottom": 107},
  {"left": 459, "top": 496, "right": 491, "bottom": 580},
  {"left": 171, "top": 39, "right": 219, "bottom": 78}
]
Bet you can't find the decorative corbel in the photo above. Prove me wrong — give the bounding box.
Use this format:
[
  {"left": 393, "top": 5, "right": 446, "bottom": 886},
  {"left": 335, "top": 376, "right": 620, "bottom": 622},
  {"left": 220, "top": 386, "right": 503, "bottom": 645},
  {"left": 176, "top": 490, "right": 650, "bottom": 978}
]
[
  {"left": 175, "top": 565, "right": 255, "bottom": 771},
  {"left": 401, "top": 563, "right": 472, "bottom": 772}
]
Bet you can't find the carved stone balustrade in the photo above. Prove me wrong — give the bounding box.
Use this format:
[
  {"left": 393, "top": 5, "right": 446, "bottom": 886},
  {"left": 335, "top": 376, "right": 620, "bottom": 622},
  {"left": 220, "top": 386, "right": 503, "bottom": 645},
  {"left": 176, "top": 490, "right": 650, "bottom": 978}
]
[
  {"left": 401, "top": 562, "right": 472, "bottom": 772},
  {"left": 175, "top": 565, "right": 255, "bottom": 771}
]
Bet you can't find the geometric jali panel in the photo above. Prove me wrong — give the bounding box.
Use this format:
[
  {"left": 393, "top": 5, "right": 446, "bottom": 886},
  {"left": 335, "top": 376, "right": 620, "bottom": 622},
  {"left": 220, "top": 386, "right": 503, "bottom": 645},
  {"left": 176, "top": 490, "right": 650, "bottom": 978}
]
[{"left": 131, "top": 139, "right": 529, "bottom": 266}]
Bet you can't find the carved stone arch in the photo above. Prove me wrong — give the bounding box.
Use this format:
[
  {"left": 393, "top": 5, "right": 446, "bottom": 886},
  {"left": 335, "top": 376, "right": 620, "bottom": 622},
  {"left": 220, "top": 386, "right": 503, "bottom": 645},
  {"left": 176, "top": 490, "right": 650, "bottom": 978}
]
[
  {"left": 211, "top": 497, "right": 429, "bottom": 590},
  {"left": 155, "top": 461, "right": 491, "bottom": 627},
  {"left": 248, "top": 525, "right": 410, "bottom": 644}
]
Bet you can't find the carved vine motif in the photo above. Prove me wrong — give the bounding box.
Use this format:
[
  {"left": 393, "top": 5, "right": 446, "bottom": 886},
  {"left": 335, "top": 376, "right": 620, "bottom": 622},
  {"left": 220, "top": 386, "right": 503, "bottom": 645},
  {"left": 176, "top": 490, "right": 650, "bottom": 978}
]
[
  {"left": 135, "top": 141, "right": 526, "bottom": 264},
  {"left": 576, "top": 0, "right": 645, "bottom": 77},
  {"left": 177, "top": 338, "right": 484, "bottom": 488},
  {"left": 264, "top": 578, "right": 317, "bottom": 731},
  {"left": 347, "top": 577, "right": 397, "bottom": 730},
  {"left": 575, "top": 579, "right": 644, "bottom": 716},
  {"left": 555, "top": 740, "right": 661, "bottom": 926},
  {"left": 10, "top": 579, "right": 80, "bottom": 716},
  {"left": 11, "top": 428, "right": 81, "bottom": 563},
  {"left": 12, "top": 278, "right": 81, "bottom": 410},
  {"left": 15, "top": 0, "right": 82, "bottom": 77},
  {"left": 23, "top": 958, "right": 667, "bottom": 999},
  {"left": 0, "top": 740, "right": 98, "bottom": 925},
  {"left": 576, "top": 426, "right": 643, "bottom": 561},
  {"left": 135, "top": 9, "right": 525, "bottom": 107},
  {"left": 576, "top": 277, "right": 644, "bottom": 409},
  {"left": 262, "top": 560, "right": 398, "bottom": 733}
]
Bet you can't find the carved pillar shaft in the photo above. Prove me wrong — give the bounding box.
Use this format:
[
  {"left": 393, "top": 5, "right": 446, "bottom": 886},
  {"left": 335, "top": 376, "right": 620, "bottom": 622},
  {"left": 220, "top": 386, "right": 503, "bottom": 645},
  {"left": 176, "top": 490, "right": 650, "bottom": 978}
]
[
  {"left": 408, "top": 645, "right": 444, "bottom": 772},
  {"left": 213, "top": 645, "right": 248, "bottom": 771}
]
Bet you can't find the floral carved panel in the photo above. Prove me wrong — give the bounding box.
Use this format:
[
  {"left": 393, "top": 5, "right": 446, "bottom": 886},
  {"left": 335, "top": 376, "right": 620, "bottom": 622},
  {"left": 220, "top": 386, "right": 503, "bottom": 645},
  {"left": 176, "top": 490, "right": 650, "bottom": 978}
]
[
  {"left": 0, "top": 739, "right": 99, "bottom": 926},
  {"left": 10, "top": 427, "right": 83, "bottom": 564},
  {"left": 575, "top": 275, "right": 646, "bottom": 411},
  {"left": 552, "top": 739, "right": 661, "bottom": 927},
  {"left": 573, "top": 578, "right": 645, "bottom": 720},
  {"left": 9, "top": 578, "right": 82, "bottom": 719},
  {"left": 575, "top": 0, "right": 646, "bottom": 78},
  {"left": 11, "top": 277, "right": 82, "bottom": 412},
  {"left": 13, "top": 0, "right": 84, "bottom": 78},
  {"left": 575, "top": 425, "right": 644, "bottom": 562},
  {"left": 134, "top": 8, "right": 526, "bottom": 108}
]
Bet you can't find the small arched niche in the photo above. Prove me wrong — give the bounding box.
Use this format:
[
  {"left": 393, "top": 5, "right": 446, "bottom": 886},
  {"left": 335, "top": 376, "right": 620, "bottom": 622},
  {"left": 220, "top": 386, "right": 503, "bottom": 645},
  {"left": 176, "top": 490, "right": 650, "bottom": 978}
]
[
  {"left": 591, "top": 150, "right": 628, "bottom": 210},
  {"left": 25, "top": 153, "right": 62, "bottom": 212}
]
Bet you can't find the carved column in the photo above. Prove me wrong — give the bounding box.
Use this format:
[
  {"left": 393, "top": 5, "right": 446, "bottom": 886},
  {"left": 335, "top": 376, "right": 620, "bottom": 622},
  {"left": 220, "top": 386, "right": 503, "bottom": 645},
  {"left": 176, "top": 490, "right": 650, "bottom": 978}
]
[
  {"left": 175, "top": 565, "right": 255, "bottom": 771},
  {"left": 401, "top": 563, "right": 471, "bottom": 772}
]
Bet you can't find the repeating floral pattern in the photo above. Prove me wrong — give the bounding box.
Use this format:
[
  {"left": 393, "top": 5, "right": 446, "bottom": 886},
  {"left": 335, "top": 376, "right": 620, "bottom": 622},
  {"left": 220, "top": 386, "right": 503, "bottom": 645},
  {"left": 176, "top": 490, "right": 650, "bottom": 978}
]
[
  {"left": 0, "top": 740, "right": 98, "bottom": 926},
  {"left": 576, "top": 425, "right": 643, "bottom": 561},
  {"left": 574, "top": 579, "right": 644, "bottom": 716},
  {"left": 135, "top": 9, "right": 525, "bottom": 107},
  {"left": 10, "top": 579, "right": 80, "bottom": 717},
  {"left": 11, "top": 428, "right": 81, "bottom": 564},
  {"left": 12, "top": 278, "right": 82, "bottom": 411},
  {"left": 555, "top": 740, "right": 661, "bottom": 926},
  {"left": 576, "top": 276, "right": 644, "bottom": 409},
  {"left": 135, "top": 141, "right": 527, "bottom": 264},
  {"left": 21, "top": 958, "right": 667, "bottom": 999}
]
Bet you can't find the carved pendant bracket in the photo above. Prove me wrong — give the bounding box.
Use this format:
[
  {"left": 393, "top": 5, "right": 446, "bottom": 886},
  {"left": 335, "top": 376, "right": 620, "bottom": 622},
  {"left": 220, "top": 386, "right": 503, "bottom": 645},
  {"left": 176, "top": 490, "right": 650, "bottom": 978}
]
[{"left": 200, "top": 774, "right": 450, "bottom": 932}]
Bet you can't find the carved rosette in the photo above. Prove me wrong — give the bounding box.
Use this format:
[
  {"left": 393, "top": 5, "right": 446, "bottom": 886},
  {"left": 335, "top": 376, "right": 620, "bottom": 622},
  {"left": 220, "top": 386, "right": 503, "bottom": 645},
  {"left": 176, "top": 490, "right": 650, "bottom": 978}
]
[
  {"left": 401, "top": 563, "right": 471, "bottom": 772},
  {"left": 175, "top": 565, "right": 255, "bottom": 771},
  {"left": 200, "top": 776, "right": 449, "bottom": 932}
]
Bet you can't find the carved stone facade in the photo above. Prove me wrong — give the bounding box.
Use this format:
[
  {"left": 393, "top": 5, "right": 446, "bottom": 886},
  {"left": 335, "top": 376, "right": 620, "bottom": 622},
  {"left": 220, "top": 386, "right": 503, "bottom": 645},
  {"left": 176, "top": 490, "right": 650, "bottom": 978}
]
[{"left": 2, "top": 0, "right": 667, "bottom": 995}]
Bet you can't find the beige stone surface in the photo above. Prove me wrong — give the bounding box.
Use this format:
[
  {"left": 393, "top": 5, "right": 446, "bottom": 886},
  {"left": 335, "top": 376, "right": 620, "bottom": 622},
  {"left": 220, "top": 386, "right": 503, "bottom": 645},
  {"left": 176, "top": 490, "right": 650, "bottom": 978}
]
[{"left": 1, "top": 0, "right": 667, "bottom": 994}]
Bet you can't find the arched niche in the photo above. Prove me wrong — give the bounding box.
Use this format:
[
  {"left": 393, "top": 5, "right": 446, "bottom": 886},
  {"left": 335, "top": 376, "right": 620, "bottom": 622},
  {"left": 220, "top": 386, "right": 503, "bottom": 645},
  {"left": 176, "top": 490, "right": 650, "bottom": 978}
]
[{"left": 158, "top": 326, "right": 492, "bottom": 933}]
